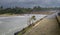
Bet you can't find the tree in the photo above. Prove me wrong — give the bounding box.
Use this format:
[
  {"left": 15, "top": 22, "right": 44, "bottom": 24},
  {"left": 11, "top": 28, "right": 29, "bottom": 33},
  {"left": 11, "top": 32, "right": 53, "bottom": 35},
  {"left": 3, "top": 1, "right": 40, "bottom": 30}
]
[{"left": 33, "top": 6, "right": 42, "bottom": 11}]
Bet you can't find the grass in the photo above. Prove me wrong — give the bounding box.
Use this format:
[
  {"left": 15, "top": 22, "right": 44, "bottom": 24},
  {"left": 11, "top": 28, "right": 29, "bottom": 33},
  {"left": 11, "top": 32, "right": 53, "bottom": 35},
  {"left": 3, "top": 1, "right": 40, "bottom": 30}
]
[{"left": 30, "top": 12, "right": 54, "bottom": 15}]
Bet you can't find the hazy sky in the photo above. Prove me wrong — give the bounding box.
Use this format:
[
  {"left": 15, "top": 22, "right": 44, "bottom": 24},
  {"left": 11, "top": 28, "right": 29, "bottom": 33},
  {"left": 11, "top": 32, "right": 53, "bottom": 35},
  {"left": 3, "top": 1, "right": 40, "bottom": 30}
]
[{"left": 0, "top": 0, "right": 60, "bottom": 8}]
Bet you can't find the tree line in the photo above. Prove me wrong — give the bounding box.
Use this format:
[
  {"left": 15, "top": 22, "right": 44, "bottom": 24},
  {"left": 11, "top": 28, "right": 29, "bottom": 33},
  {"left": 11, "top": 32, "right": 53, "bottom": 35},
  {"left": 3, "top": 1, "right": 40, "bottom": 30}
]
[
  {"left": 0, "top": 6, "right": 32, "bottom": 14},
  {"left": 0, "top": 6, "right": 60, "bottom": 14}
]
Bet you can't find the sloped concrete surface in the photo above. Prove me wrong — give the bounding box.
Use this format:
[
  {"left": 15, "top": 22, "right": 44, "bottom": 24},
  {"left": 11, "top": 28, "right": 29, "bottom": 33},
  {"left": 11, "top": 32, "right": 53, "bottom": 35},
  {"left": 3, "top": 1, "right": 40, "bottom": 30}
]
[{"left": 23, "top": 13, "right": 60, "bottom": 35}]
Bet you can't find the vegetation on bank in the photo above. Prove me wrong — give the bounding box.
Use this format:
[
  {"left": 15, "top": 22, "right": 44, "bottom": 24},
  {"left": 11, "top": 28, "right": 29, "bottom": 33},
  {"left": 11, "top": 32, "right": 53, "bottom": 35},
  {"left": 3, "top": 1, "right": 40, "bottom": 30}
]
[
  {"left": 0, "top": 6, "right": 32, "bottom": 14},
  {"left": 0, "top": 6, "right": 60, "bottom": 15}
]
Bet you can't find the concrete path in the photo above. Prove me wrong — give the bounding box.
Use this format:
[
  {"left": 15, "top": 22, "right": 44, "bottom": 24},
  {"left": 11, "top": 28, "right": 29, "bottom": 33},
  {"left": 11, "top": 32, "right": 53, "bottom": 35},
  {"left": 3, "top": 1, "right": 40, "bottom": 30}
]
[{"left": 23, "top": 13, "right": 60, "bottom": 35}]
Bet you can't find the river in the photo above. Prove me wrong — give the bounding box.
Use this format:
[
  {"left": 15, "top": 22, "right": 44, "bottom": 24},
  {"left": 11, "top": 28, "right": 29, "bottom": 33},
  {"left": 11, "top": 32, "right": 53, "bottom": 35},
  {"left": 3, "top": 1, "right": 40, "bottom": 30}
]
[{"left": 0, "top": 14, "right": 46, "bottom": 35}]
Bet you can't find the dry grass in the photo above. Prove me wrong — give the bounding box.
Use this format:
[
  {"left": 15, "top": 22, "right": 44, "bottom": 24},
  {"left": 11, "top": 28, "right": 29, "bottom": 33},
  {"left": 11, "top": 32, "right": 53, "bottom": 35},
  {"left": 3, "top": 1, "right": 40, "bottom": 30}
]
[
  {"left": 0, "top": 14, "right": 24, "bottom": 17},
  {"left": 30, "top": 12, "right": 54, "bottom": 15}
]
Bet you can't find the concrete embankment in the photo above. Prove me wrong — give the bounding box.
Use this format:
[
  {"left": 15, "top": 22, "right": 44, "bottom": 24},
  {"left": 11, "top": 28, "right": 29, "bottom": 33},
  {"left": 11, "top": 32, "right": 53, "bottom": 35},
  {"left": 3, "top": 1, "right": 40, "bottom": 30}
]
[{"left": 23, "top": 13, "right": 60, "bottom": 35}]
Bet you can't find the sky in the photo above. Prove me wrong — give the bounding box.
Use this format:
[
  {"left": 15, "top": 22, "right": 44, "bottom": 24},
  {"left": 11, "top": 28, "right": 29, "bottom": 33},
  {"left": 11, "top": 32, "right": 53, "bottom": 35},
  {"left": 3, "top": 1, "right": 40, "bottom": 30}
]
[{"left": 0, "top": 0, "right": 60, "bottom": 8}]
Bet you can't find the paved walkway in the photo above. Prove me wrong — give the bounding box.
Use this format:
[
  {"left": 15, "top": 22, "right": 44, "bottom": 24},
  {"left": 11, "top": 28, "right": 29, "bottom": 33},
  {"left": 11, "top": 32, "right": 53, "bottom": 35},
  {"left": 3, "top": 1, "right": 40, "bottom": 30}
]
[{"left": 23, "top": 15, "right": 60, "bottom": 35}]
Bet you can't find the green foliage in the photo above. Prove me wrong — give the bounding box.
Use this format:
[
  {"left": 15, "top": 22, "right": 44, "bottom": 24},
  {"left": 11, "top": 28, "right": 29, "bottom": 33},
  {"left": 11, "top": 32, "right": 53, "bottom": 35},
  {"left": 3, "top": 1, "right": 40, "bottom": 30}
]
[
  {"left": 0, "top": 6, "right": 33, "bottom": 14},
  {"left": 0, "top": 6, "right": 60, "bottom": 14},
  {"left": 33, "top": 6, "right": 42, "bottom": 11},
  {"left": 31, "top": 16, "right": 36, "bottom": 20}
]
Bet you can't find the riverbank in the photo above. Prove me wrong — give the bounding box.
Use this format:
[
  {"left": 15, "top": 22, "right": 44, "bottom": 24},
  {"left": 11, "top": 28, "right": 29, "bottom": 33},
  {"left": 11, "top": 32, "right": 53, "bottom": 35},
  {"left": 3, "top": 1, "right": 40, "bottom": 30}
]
[
  {"left": 23, "top": 16, "right": 60, "bottom": 35},
  {"left": 0, "top": 11, "right": 54, "bottom": 17},
  {"left": 15, "top": 16, "right": 47, "bottom": 35},
  {"left": 16, "top": 14, "right": 60, "bottom": 35},
  {"left": 0, "top": 14, "right": 24, "bottom": 17}
]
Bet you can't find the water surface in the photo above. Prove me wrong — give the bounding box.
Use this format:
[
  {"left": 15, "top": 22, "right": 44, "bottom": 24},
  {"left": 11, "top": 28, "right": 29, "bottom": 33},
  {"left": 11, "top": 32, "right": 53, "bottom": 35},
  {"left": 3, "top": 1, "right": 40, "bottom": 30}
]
[{"left": 0, "top": 14, "right": 46, "bottom": 35}]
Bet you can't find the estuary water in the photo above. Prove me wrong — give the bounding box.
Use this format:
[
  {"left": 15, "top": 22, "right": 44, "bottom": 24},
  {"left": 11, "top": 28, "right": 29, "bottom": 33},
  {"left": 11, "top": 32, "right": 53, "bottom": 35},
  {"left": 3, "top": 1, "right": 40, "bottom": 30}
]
[{"left": 0, "top": 14, "right": 46, "bottom": 35}]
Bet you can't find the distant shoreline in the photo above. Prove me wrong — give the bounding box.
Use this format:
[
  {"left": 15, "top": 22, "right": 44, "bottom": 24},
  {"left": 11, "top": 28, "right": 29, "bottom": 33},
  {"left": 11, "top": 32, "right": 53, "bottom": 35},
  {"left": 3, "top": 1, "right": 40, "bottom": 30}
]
[
  {"left": 0, "top": 12, "right": 54, "bottom": 17},
  {"left": 0, "top": 14, "right": 24, "bottom": 17}
]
